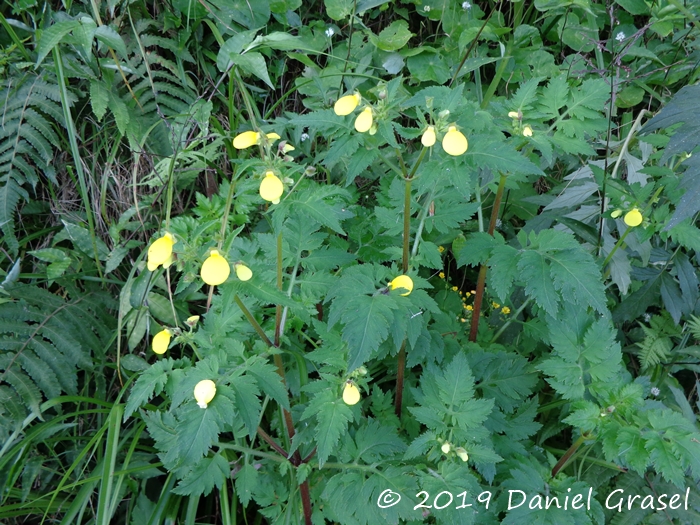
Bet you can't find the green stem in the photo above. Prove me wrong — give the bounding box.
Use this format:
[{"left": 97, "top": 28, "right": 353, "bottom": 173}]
[
  {"left": 53, "top": 47, "right": 103, "bottom": 281},
  {"left": 410, "top": 190, "right": 435, "bottom": 258},
  {"left": 490, "top": 297, "right": 532, "bottom": 343},
  {"left": 469, "top": 173, "right": 507, "bottom": 342},
  {"left": 234, "top": 295, "right": 274, "bottom": 348},
  {"left": 274, "top": 233, "right": 283, "bottom": 347},
  {"left": 481, "top": 43, "right": 511, "bottom": 109},
  {"left": 395, "top": 147, "right": 428, "bottom": 418}
]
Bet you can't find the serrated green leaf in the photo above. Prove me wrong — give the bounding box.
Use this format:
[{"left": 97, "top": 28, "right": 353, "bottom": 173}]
[{"left": 172, "top": 452, "right": 229, "bottom": 496}]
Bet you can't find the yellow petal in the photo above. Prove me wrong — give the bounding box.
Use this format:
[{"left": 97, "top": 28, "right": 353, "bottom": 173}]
[
  {"left": 152, "top": 329, "right": 171, "bottom": 354},
  {"left": 334, "top": 93, "right": 360, "bottom": 116},
  {"left": 624, "top": 208, "right": 643, "bottom": 227},
  {"left": 283, "top": 143, "right": 295, "bottom": 153},
  {"left": 147, "top": 233, "right": 175, "bottom": 270},
  {"left": 194, "top": 379, "right": 216, "bottom": 408},
  {"left": 522, "top": 125, "right": 533, "bottom": 137},
  {"left": 235, "top": 263, "right": 253, "bottom": 281},
  {"left": 342, "top": 382, "right": 361, "bottom": 405},
  {"left": 421, "top": 126, "right": 436, "bottom": 147},
  {"left": 455, "top": 447, "right": 469, "bottom": 462},
  {"left": 201, "top": 250, "right": 231, "bottom": 286},
  {"left": 260, "top": 172, "right": 284, "bottom": 204},
  {"left": 441, "top": 442, "right": 451, "bottom": 454},
  {"left": 266, "top": 132, "right": 281, "bottom": 141},
  {"left": 442, "top": 126, "right": 468, "bottom": 156},
  {"left": 233, "top": 131, "right": 260, "bottom": 149},
  {"left": 390, "top": 275, "right": 413, "bottom": 296},
  {"left": 354, "top": 107, "right": 373, "bottom": 133}
]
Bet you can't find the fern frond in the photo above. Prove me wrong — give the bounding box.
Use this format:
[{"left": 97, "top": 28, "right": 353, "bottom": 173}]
[
  {"left": 637, "top": 324, "right": 673, "bottom": 370},
  {"left": 0, "top": 74, "right": 68, "bottom": 254},
  {"left": 687, "top": 315, "right": 700, "bottom": 341},
  {"left": 0, "top": 283, "right": 116, "bottom": 435}
]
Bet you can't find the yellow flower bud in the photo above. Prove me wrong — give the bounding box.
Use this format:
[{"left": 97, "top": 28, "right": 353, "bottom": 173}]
[
  {"left": 282, "top": 143, "right": 295, "bottom": 153},
  {"left": 611, "top": 209, "right": 622, "bottom": 218},
  {"left": 147, "top": 233, "right": 175, "bottom": 271},
  {"left": 522, "top": 125, "right": 533, "bottom": 137},
  {"left": 201, "top": 249, "right": 231, "bottom": 286},
  {"left": 390, "top": 275, "right": 413, "bottom": 296},
  {"left": 194, "top": 379, "right": 216, "bottom": 408},
  {"left": 624, "top": 208, "right": 643, "bottom": 227},
  {"left": 234, "top": 263, "right": 253, "bottom": 281},
  {"left": 342, "top": 381, "right": 361, "bottom": 405},
  {"left": 422, "top": 126, "right": 436, "bottom": 147},
  {"left": 259, "top": 171, "right": 284, "bottom": 204},
  {"left": 442, "top": 126, "right": 468, "bottom": 156},
  {"left": 266, "top": 132, "right": 281, "bottom": 142},
  {"left": 186, "top": 315, "right": 200, "bottom": 327},
  {"left": 152, "top": 329, "right": 171, "bottom": 354},
  {"left": 441, "top": 442, "right": 451, "bottom": 454},
  {"left": 508, "top": 111, "right": 520, "bottom": 119},
  {"left": 233, "top": 131, "right": 260, "bottom": 149},
  {"left": 455, "top": 447, "right": 469, "bottom": 462},
  {"left": 354, "top": 107, "right": 373, "bottom": 133},
  {"left": 334, "top": 93, "right": 361, "bottom": 116}
]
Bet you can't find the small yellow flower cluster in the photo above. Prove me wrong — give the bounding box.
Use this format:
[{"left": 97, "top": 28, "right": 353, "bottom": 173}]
[
  {"left": 334, "top": 92, "right": 377, "bottom": 135},
  {"left": 421, "top": 125, "right": 468, "bottom": 156},
  {"left": 146, "top": 234, "right": 254, "bottom": 289},
  {"left": 439, "top": 440, "right": 469, "bottom": 462},
  {"left": 232, "top": 130, "right": 294, "bottom": 205},
  {"left": 508, "top": 110, "right": 533, "bottom": 137},
  {"left": 612, "top": 207, "right": 644, "bottom": 227}
]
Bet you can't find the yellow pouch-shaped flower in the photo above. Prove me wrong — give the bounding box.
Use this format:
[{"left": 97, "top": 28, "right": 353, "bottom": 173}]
[
  {"left": 354, "top": 107, "right": 373, "bottom": 133},
  {"left": 342, "top": 381, "right": 361, "bottom": 405},
  {"left": 442, "top": 126, "right": 468, "bottom": 156},
  {"left": 390, "top": 275, "right": 413, "bottom": 296},
  {"left": 233, "top": 131, "right": 260, "bottom": 149},
  {"left": 260, "top": 171, "right": 284, "bottom": 204},
  {"left": 235, "top": 263, "right": 253, "bottom": 281},
  {"left": 624, "top": 208, "right": 643, "bottom": 227},
  {"left": 421, "top": 126, "right": 436, "bottom": 147},
  {"left": 334, "top": 93, "right": 361, "bottom": 116},
  {"left": 152, "top": 329, "right": 171, "bottom": 354},
  {"left": 201, "top": 249, "right": 231, "bottom": 286},
  {"left": 522, "top": 125, "right": 533, "bottom": 137},
  {"left": 194, "top": 379, "right": 216, "bottom": 408},
  {"left": 147, "top": 233, "right": 175, "bottom": 271}
]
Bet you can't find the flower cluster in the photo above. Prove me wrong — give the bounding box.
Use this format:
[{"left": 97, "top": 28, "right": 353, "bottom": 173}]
[
  {"left": 508, "top": 111, "right": 533, "bottom": 137},
  {"left": 146, "top": 237, "right": 254, "bottom": 354},
  {"left": 334, "top": 92, "right": 378, "bottom": 135},
  {"left": 439, "top": 440, "right": 469, "bottom": 462},
  {"left": 232, "top": 130, "right": 295, "bottom": 205},
  {"left": 421, "top": 124, "right": 469, "bottom": 156},
  {"left": 611, "top": 207, "right": 644, "bottom": 227}
]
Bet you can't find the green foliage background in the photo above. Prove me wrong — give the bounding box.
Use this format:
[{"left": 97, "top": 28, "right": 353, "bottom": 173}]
[{"left": 2, "top": 0, "right": 700, "bottom": 524}]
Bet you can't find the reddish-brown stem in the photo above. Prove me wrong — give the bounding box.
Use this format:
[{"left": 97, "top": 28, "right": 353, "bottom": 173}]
[
  {"left": 299, "top": 482, "right": 313, "bottom": 525},
  {"left": 551, "top": 435, "right": 587, "bottom": 478},
  {"left": 257, "top": 427, "right": 288, "bottom": 458},
  {"left": 469, "top": 173, "right": 507, "bottom": 342}
]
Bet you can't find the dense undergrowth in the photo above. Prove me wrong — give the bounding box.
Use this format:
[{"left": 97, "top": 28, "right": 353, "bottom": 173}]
[{"left": 2, "top": 0, "right": 700, "bottom": 524}]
